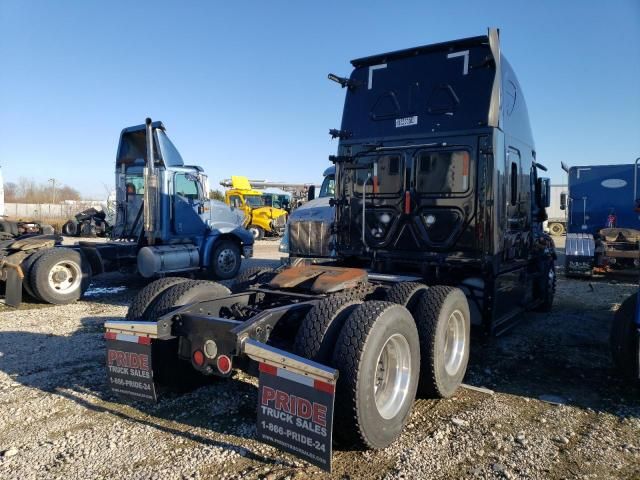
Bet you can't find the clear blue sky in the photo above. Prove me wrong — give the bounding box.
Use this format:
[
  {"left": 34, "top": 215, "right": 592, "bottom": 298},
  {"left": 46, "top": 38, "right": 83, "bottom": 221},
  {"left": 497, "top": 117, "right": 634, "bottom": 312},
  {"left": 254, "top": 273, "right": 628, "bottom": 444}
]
[{"left": 1, "top": 1, "right": 638, "bottom": 199}]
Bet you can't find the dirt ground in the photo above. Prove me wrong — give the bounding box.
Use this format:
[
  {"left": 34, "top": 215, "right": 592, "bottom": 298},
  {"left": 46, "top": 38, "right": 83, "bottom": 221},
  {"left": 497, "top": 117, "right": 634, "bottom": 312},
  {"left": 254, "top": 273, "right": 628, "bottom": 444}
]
[{"left": 0, "top": 237, "right": 638, "bottom": 479}]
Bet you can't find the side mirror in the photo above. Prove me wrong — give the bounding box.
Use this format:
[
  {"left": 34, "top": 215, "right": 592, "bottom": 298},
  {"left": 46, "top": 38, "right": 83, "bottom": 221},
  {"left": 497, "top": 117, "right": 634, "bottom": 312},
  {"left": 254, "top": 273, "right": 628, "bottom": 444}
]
[
  {"left": 536, "top": 177, "right": 551, "bottom": 208},
  {"left": 307, "top": 185, "right": 316, "bottom": 202},
  {"left": 560, "top": 192, "right": 567, "bottom": 211}
]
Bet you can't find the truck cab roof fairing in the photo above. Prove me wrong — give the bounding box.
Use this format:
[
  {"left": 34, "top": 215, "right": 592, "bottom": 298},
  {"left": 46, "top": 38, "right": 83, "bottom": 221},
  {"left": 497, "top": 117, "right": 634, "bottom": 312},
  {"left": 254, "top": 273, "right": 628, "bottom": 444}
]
[
  {"left": 499, "top": 56, "right": 534, "bottom": 148},
  {"left": 115, "top": 121, "right": 186, "bottom": 169},
  {"left": 340, "top": 28, "right": 534, "bottom": 148}
]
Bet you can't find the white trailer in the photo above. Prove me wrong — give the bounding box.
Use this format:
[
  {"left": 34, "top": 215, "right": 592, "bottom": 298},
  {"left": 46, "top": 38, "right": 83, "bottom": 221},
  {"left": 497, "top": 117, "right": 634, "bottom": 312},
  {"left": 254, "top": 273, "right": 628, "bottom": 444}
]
[{"left": 546, "top": 184, "right": 568, "bottom": 236}]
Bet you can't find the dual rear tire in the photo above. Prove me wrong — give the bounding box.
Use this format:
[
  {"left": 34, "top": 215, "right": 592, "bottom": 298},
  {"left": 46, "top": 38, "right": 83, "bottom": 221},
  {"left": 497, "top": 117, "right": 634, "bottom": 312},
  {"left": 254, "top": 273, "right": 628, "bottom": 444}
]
[
  {"left": 293, "top": 283, "right": 471, "bottom": 449},
  {"left": 27, "top": 248, "right": 92, "bottom": 304},
  {"left": 332, "top": 301, "right": 420, "bottom": 448},
  {"left": 125, "top": 277, "right": 232, "bottom": 390},
  {"left": 411, "top": 286, "right": 470, "bottom": 398},
  {"left": 384, "top": 282, "right": 471, "bottom": 397}
]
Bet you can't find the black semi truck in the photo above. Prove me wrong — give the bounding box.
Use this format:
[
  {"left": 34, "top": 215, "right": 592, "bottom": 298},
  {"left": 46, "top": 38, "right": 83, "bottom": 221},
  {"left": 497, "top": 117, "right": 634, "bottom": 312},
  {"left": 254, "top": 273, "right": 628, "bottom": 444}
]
[{"left": 105, "top": 29, "right": 555, "bottom": 471}]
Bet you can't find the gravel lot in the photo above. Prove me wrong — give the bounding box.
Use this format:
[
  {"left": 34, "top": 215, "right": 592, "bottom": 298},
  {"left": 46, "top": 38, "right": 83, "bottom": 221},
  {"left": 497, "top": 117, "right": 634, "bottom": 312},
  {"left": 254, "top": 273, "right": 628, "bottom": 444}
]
[{"left": 0, "top": 238, "right": 638, "bottom": 479}]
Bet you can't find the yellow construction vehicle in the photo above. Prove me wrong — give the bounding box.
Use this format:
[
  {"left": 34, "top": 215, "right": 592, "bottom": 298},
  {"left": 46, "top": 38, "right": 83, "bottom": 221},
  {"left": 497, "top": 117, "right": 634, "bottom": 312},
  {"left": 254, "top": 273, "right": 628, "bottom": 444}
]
[{"left": 224, "top": 176, "right": 287, "bottom": 240}]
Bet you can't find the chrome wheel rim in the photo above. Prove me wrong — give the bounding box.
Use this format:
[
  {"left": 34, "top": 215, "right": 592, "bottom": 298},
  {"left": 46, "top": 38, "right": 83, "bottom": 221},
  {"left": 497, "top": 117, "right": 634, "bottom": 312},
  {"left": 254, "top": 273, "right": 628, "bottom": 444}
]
[
  {"left": 443, "top": 310, "right": 466, "bottom": 376},
  {"left": 373, "top": 333, "right": 412, "bottom": 420},
  {"left": 48, "top": 260, "right": 82, "bottom": 293},
  {"left": 217, "top": 248, "right": 237, "bottom": 274},
  {"left": 249, "top": 227, "right": 260, "bottom": 239}
]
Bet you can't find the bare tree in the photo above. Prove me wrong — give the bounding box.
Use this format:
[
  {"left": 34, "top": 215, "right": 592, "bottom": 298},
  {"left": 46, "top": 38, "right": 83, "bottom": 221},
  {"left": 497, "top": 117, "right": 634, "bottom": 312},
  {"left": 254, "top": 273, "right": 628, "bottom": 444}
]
[
  {"left": 209, "top": 189, "right": 225, "bottom": 202},
  {"left": 4, "top": 178, "right": 81, "bottom": 203},
  {"left": 4, "top": 182, "right": 17, "bottom": 202}
]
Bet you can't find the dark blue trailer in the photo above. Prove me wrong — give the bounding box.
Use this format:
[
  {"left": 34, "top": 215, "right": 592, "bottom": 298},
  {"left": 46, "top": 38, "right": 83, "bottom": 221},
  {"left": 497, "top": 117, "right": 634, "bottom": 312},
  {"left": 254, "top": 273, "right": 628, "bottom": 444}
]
[{"left": 565, "top": 159, "right": 640, "bottom": 275}]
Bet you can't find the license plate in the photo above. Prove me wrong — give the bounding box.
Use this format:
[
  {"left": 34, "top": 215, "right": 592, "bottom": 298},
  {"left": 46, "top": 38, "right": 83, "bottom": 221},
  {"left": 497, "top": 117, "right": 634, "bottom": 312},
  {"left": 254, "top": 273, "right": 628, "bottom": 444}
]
[
  {"left": 105, "top": 335, "right": 157, "bottom": 402},
  {"left": 256, "top": 362, "right": 335, "bottom": 472}
]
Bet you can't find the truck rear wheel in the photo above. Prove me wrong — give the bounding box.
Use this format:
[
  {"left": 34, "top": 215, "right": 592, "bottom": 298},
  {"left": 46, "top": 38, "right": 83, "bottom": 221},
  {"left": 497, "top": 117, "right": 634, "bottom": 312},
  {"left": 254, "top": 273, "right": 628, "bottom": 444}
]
[
  {"left": 209, "top": 240, "right": 241, "bottom": 280},
  {"left": 535, "top": 260, "right": 556, "bottom": 312},
  {"left": 384, "top": 282, "right": 428, "bottom": 311},
  {"left": 143, "top": 280, "right": 232, "bottom": 390},
  {"left": 20, "top": 249, "right": 51, "bottom": 301},
  {"left": 610, "top": 293, "right": 640, "bottom": 381},
  {"left": 332, "top": 301, "right": 420, "bottom": 448},
  {"left": 413, "top": 286, "right": 470, "bottom": 398},
  {"left": 126, "top": 277, "right": 189, "bottom": 320},
  {"left": 146, "top": 279, "right": 231, "bottom": 320},
  {"left": 293, "top": 295, "right": 361, "bottom": 362},
  {"left": 30, "top": 248, "right": 92, "bottom": 304}
]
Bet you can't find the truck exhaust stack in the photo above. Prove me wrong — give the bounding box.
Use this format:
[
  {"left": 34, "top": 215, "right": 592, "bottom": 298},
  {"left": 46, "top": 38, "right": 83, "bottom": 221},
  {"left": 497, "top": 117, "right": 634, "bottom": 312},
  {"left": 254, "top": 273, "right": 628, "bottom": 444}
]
[{"left": 144, "top": 117, "right": 158, "bottom": 245}]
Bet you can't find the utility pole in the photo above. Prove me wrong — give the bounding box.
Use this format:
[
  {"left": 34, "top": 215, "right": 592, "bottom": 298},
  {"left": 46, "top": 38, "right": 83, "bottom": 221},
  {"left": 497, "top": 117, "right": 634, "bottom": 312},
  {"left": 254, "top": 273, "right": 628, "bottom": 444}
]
[{"left": 49, "top": 178, "right": 57, "bottom": 204}]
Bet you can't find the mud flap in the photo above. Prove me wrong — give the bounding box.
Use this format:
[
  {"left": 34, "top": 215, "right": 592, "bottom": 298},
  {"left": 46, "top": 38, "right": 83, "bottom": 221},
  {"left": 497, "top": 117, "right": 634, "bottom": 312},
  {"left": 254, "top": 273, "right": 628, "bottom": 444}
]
[
  {"left": 4, "top": 267, "right": 23, "bottom": 307},
  {"left": 256, "top": 362, "right": 336, "bottom": 472},
  {"left": 105, "top": 334, "right": 157, "bottom": 402}
]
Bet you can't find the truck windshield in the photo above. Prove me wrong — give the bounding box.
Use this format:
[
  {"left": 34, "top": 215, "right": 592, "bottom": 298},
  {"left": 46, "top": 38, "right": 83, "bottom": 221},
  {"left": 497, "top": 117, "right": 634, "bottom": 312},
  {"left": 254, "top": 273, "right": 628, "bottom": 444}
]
[
  {"left": 415, "top": 151, "right": 470, "bottom": 193},
  {"left": 319, "top": 175, "right": 335, "bottom": 198},
  {"left": 245, "top": 195, "right": 264, "bottom": 207}
]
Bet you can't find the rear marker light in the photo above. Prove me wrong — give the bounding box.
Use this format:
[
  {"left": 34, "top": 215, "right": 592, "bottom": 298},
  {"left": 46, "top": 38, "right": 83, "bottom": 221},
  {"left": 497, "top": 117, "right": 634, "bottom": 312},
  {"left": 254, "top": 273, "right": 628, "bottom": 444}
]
[
  {"left": 404, "top": 191, "right": 411, "bottom": 214},
  {"left": 462, "top": 152, "right": 470, "bottom": 190},
  {"left": 217, "top": 355, "right": 232, "bottom": 374},
  {"left": 193, "top": 350, "right": 205, "bottom": 367}
]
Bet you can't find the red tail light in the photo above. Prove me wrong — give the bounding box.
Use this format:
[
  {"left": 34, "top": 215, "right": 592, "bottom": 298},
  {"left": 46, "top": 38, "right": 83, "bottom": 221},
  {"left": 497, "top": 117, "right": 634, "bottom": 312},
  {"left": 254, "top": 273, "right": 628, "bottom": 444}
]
[
  {"left": 217, "top": 355, "right": 232, "bottom": 374},
  {"left": 193, "top": 350, "right": 205, "bottom": 367},
  {"left": 404, "top": 191, "right": 411, "bottom": 214}
]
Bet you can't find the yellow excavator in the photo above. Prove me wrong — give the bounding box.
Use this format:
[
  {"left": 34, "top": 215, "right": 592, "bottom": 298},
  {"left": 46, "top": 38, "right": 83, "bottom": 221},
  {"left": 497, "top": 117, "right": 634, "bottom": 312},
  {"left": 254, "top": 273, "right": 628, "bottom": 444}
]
[{"left": 223, "top": 176, "right": 287, "bottom": 240}]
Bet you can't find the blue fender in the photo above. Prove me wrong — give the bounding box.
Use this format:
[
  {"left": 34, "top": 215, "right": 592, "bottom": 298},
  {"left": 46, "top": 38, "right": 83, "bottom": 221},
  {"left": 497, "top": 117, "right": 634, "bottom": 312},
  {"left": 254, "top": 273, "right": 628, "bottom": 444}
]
[{"left": 201, "top": 226, "right": 254, "bottom": 268}]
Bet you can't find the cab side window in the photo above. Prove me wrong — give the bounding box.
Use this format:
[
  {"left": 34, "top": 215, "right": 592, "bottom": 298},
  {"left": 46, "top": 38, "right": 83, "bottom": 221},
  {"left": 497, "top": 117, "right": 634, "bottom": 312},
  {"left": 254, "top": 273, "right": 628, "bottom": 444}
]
[
  {"left": 125, "top": 173, "right": 145, "bottom": 198},
  {"left": 175, "top": 173, "right": 200, "bottom": 200}
]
